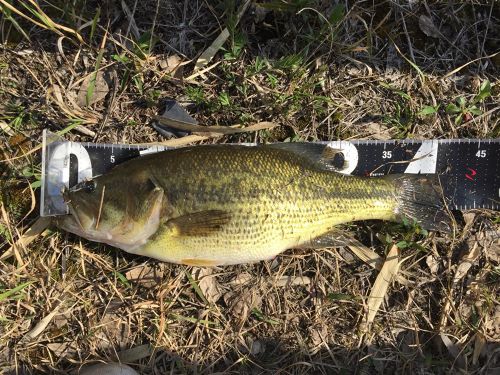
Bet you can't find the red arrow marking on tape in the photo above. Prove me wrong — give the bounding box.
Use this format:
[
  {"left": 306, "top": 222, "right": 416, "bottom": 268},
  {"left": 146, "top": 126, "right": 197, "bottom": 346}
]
[{"left": 465, "top": 167, "right": 477, "bottom": 181}]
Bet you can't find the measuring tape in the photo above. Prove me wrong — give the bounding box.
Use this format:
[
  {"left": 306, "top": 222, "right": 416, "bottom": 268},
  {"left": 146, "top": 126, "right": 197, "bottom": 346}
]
[{"left": 40, "top": 130, "right": 499, "bottom": 216}]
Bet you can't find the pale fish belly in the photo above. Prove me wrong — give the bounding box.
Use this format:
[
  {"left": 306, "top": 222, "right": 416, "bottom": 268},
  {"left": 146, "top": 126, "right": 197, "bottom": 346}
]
[
  {"left": 136, "top": 228, "right": 292, "bottom": 266},
  {"left": 136, "top": 209, "right": 356, "bottom": 266}
]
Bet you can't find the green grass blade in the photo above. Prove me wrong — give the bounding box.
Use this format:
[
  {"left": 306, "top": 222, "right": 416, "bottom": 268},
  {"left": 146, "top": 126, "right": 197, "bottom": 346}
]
[
  {"left": 0, "top": 281, "right": 33, "bottom": 302},
  {"left": 169, "top": 313, "right": 218, "bottom": 326},
  {"left": 89, "top": 7, "right": 100, "bottom": 44},
  {"left": 184, "top": 270, "right": 209, "bottom": 305},
  {"left": 86, "top": 48, "right": 104, "bottom": 106}
]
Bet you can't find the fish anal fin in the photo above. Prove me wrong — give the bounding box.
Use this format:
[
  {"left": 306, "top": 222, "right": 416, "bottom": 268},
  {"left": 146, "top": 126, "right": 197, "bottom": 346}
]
[
  {"left": 167, "top": 210, "right": 231, "bottom": 237},
  {"left": 299, "top": 228, "right": 353, "bottom": 249},
  {"left": 181, "top": 258, "right": 220, "bottom": 267}
]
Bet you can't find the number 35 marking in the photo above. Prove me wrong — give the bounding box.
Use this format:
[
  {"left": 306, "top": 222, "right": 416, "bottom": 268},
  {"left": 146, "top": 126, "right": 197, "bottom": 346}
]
[{"left": 382, "top": 150, "right": 392, "bottom": 159}]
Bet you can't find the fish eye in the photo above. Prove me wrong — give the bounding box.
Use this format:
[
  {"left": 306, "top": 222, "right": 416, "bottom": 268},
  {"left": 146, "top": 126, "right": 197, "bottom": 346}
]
[{"left": 82, "top": 180, "right": 96, "bottom": 193}]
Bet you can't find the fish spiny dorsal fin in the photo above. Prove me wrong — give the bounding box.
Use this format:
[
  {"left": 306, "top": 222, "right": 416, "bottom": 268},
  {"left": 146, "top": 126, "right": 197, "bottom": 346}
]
[
  {"left": 167, "top": 210, "right": 232, "bottom": 237},
  {"left": 262, "top": 143, "right": 348, "bottom": 171}
]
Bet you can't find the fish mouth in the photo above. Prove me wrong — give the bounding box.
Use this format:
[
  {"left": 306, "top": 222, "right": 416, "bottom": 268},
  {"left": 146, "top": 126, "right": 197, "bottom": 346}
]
[
  {"left": 61, "top": 186, "right": 97, "bottom": 231},
  {"left": 63, "top": 199, "right": 96, "bottom": 233},
  {"left": 66, "top": 202, "right": 84, "bottom": 229},
  {"left": 57, "top": 189, "right": 81, "bottom": 232}
]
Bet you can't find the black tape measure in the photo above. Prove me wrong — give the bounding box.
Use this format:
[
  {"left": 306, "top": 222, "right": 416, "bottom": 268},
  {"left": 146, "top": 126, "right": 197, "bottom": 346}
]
[{"left": 40, "top": 130, "right": 499, "bottom": 216}]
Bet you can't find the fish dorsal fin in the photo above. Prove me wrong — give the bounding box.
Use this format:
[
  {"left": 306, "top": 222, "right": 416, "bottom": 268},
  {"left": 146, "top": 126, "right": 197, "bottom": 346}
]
[
  {"left": 167, "top": 210, "right": 231, "bottom": 237},
  {"left": 262, "top": 143, "right": 348, "bottom": 171}
]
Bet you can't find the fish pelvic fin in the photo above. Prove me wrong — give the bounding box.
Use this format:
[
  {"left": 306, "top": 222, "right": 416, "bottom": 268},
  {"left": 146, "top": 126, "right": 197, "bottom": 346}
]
[
  {"left": 388, "top": 174, "right": 451, "bottom": 232},
  {"left": 167, "top": 210, "right": 232, "bottom": 237}
]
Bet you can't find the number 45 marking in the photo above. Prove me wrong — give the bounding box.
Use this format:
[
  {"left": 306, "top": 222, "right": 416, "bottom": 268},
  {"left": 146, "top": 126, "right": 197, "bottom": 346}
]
[{"left": 476, "top": 150, "right": 486, "bottom": 158}]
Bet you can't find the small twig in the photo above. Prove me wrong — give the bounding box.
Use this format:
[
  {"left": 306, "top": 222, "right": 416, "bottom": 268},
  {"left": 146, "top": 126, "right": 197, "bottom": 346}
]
[
  {"left": 360, "top": 244, "right": 401, "bottom": 333},
  {"left": 443, "top": 51, "right": 500, "bottom": 79},
  {"left": 153, "top": 116, "right": 278, "bottom": 136},
  {"left": 95, "top": 185, "right": 106, "bottom": 230},
  {"left": 0, "top": 217, "right": 51, "bottom": 261}
]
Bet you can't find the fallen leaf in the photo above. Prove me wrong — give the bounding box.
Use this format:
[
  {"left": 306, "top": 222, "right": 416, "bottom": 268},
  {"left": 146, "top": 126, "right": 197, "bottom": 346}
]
[
  {"left": 159, "top": 55, "right": 183, "bottom": 77},
  {"left": 48, "top": 84, "right": 98, "bottom": 123},
  {"left": 274, "top": 275, "right": 311, "bottom": 287},
  {"left": 485, "top": 305, "right": 500, "bottom": 342},
  {"left": 252, "top": 4, "right": 269, "bottom": 23},
  {"left": 117, "top": 344, "right": 153, "bottom": 362},
  {"left": 309, "top": 325, "right": 328, "bottom": 354},
  {"left": 23, "top": 304, "right": 61, "bottom": 341},
  {"left": 80, "top": 363, "right": 139, "bottom": 375},
  {"left": 249, "top": 339, "right": 264, "bottom": 355},
  {"left": 473, "top": 332, "right": 486, "bottom": 365},
  {"left": 481, "top": 230, "right": 500, "bottom": 263},
  {"left": 361, "top": 245, "right": 401, "bottom": 332},
  {"left": 426, "top": 254, "right": 439, "bottom": 275},
  {"left": 192, "top": 0, "right": 251, "bottom": 75},
  {"left": 77, "top": 71, "right": 110, "bottom": 107},
  {"left": 53, "top": 313, "right": 69, "bottom": 329},
  {"left": 125, "top": 264, "right": 164, "bottom": 288},
  {"left": 360, "top": 122, "right": 394, "bottom": 140},
  {"left": 229, "top": 272, "right": 253, "bottom": 286},
  {"left": 419, "top": 15, "right": 441, "bottom": 39},
  {"left": 225, "top": 288, "right": 261, "bottom": 322},
  {"left": 192, "top": 267, "right": 223, "bottom": 304},
  {"left": 46, "top": 341, "right": 76, "bottom": 357},
  {"left": 95, "top": 311, "right": 130, "bottom": 348},
  {"left": 8, "top": 134, "right": 32, "bottom": 153},
  {"left": 0, "top": 120, "right": 15, "bottom": 136},
  {"left": 463, "top": 212, "right": 476, "bottom": 227},
  {"left": 453, "top": 241, "right": 481, "bottom": 284},
  {"left": 440, "top": 333, "right": 466, "bottom": 368}
]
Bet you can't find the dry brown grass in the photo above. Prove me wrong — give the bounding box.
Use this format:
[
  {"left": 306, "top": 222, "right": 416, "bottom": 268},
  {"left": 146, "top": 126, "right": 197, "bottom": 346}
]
[{"left": 0, "top": 1, "right": 499, "bottom": 374}]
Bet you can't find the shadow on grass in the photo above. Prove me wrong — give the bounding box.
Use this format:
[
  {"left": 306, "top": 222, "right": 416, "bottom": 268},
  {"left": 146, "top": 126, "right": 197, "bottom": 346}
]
[{"left": 4, "top": 331, "right": 500, "bottom": 374}]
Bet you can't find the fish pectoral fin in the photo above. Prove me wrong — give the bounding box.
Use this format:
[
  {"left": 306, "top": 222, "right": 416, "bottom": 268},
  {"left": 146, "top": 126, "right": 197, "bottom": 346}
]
[{"left": 166, "top": 210, "right": 231, "bottom": 237}]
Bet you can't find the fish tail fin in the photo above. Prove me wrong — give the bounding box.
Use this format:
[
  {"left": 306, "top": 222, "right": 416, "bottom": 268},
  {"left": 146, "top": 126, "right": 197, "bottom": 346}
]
[{"left": 387, "top": 174, "right": 451, "bottom": 232}]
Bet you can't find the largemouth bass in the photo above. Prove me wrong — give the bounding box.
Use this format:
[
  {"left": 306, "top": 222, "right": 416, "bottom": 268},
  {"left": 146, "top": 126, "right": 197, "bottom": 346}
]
[{"left": 56, "top": 144, "right": 449, "bottom": 266}]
